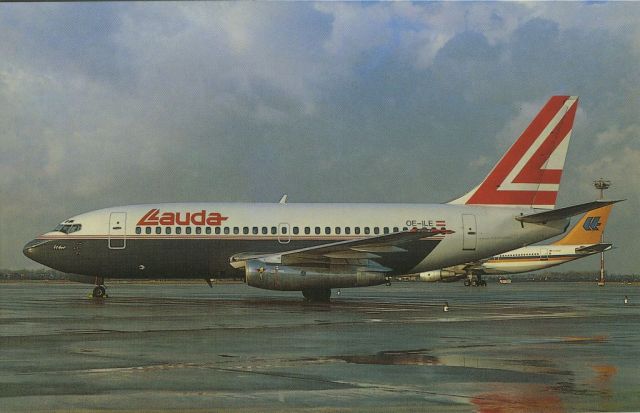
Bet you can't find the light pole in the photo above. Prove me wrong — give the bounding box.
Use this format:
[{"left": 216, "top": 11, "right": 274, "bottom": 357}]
[{"left": 594, "top": 178, "right": 611, "bottom": 286}]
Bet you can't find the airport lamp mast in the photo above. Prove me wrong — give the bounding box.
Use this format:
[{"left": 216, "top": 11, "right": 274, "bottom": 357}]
[{"left": 594, "top": 178, "right": 611, "bottom": 287}]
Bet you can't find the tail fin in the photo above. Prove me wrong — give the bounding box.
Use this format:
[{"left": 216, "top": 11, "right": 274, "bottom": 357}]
[
  {"left": 449, "top": 96, "right": 579, "bottom": 209},
  {"left": 553, "top": 204, "right": 613, "bottom": 245}
]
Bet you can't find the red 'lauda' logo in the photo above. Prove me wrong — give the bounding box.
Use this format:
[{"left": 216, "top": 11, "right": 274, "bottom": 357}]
[{"left": 137, "top": 209, "right": 228, "bottom": 226}]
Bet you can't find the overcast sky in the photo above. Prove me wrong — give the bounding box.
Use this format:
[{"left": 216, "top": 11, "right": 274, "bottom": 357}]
[{"left": 1, "top": 2, "right": 638, "bottom": 274}]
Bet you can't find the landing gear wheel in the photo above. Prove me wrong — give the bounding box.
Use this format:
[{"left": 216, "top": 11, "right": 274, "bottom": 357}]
[
  {"left": 464, "top": 279, "right": 471, "bottom": 287},
  {"left": 302, "top": 289, "right": 331, "bottom": 302},
  {"left": 479, "top": 280, "right": 487, "bottom": 287},
  {"left": 92, "top": 285, "right": 106, "bottom": 298}
]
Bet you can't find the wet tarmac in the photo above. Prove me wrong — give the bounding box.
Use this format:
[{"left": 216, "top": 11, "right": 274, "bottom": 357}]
[{"left": 1, "top": 281, "right": 639, "bottom": 412}]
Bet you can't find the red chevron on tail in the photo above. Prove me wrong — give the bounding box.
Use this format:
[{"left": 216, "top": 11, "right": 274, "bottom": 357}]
[{"left": 450, "top": 96, "right": 578, "bottom": 209}]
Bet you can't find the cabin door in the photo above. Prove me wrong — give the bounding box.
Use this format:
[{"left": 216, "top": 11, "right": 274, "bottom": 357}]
[
  {"left": 540, "top": 248, "right": 549, "bottom": 261},
  {"left": 278, "top": 223, "right": 290, "bottom": 244},
  {"left": 462, "top": 214, "right": 477, "bottom": 251},
  {"left": 109, "top": 212, "right": 127, "bottom": 249}
]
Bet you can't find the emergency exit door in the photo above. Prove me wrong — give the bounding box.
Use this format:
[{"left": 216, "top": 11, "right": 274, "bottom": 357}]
[
  {"left": 540, "top": 248, "right": 549, "bottom": 261},
  {"left": 462, "top": 214, "right": 477, "bottom": 251}
]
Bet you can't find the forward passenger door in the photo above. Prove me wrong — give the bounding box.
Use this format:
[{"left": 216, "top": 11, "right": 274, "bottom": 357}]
[{"left": 109, "top": 212, "right": 127, "bottom": 249}]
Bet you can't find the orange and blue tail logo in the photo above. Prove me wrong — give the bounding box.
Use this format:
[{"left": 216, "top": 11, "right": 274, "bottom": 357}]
[
  {"left": 554, "top": 204, "right": 612, "bottom": 245},
  {"left": 582, "top": 216, "right": 601, "bottom": 231}
]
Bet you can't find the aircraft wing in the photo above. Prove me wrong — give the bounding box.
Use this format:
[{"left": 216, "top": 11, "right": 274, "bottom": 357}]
[
  {"left": 516, "top": 200, "right": 623, "bottom": 224},
  {"left": 575, "top": 243, "right": 612, "bottom": 254},
  {"left": 232, "top": 228, "right": 454, "bottom": 275}
]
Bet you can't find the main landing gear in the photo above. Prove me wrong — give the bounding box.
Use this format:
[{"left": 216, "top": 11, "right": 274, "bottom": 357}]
[
  {"left": 463, "top": 274, "right": 487, "bottom": 287},
  {"left": 302, "top": 288, "right": 331, "bottom": 302},
  {"left": 91, "top": 276, "right": 108, "bottom": 298}
]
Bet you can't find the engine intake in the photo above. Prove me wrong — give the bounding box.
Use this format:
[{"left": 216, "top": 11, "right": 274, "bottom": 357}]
[{"left": 419, "top": 269, "right": 460, "bottom": 282}]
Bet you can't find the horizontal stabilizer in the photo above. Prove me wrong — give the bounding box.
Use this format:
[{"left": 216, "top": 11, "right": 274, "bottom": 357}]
[
  {"left": 516, "top": 200, "right": 623, "bottom": 224},
  {"left": 575, "top": 243, "right": 612, "bottom": 254}
]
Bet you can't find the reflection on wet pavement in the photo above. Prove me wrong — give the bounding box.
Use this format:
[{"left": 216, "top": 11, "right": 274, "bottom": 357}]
[
  {"left": 1, "top": 281, "right": 640, "bottom": 412},
  {"left": 472, "top": 387, "right": 564, "bottom": 413},
  {"left": 334, "top": 349, "right": 440, "bottom": 366}
]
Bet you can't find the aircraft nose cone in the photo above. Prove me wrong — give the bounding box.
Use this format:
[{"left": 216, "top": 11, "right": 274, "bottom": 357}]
[
  {"left": 23, "top": 239, "right": 48, "bottom": 260},
  {"left": 23, "top": 240, "right": 35, "bottom": 257}
]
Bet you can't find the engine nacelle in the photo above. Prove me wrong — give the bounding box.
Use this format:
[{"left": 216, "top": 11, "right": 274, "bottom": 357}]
[
  {"left": 245, "top": 260, "right": 387, "bottom": 291},
  {"left": 419, "top": 269, "right": 460, "bottom": 282}
]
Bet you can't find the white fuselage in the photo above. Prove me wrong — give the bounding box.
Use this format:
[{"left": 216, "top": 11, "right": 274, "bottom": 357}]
[
  {"left": 480, "top": 244, "right": 596, "bottom": 275},
  {"left": 25, "top": 202, "right": 569, "bottom": 279}
]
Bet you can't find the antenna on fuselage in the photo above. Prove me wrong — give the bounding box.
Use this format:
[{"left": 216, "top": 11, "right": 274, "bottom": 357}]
[{"left": 279, "top": 194, "right": 288, "bottom": 204}]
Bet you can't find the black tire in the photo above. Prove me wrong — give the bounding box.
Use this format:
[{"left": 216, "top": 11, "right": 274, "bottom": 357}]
[
  {"left": 93, "top": 286, "right": 105, "bottom": 298},
  {"left": 302, "top": 289, "right": 331, "bottom": 302}
]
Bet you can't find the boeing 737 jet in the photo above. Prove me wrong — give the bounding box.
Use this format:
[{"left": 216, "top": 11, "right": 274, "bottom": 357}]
[
  {"left": 419, "top": 204, "right": 617, "bottom": 285},
  {"left": 23, "top": 95, "right": 616, "bottom": 300}
]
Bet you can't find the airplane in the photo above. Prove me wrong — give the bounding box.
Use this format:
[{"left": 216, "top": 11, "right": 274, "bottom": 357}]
[
  {"left": 419, "top": 203, "right": 617, "bottom": 286},
  {"left": 23, "top": 95, "right": 616, "bottom": 301}
]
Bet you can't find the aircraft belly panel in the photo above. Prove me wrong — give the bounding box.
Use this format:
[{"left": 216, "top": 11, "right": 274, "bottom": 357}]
[{"left": 33, "top": 238, "right": 336, "bottom": 279}]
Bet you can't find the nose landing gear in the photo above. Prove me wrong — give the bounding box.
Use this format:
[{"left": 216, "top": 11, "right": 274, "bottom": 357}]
[{"left": 91, "top": 276, "right": 108, "bottom": 298}]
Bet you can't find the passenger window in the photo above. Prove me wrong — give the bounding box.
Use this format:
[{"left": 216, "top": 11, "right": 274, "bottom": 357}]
[
  {"left": 403, "top": 227, "right": 408, "bottom": 231},
  {"left": 271, "top": 227, "right": 277, "bottom": 235},
  {"left": 345, "top": 227, "right": 351, "bottom": 235},
  {"left": 156, "top": 227, "right": 162, "bottom": 234},
  {"left": 315, "top": 227, "right": 321, "bottom": 235},
  {"left": 393, "top": 227, "right": 399, "bottom": 233},
  {"left": 325, "top": 227, "right": 331, "bottom": 235},
  {"left": 243, "top": 227, "right": 249, "bottom": 235},
  {"left": 293, "top": 227, "right": 299, "bottom": 235},
  {"left": 146, "top": 227, "right": 152, "bottom": 235},
  {"left": 281, "top": 226, "right": 288, "bottom": 235},
  {"left": 262, "top": 227, "right": 268, "bottom": 235},
  {"left": 186, "top": 227, "right": 192, "bottom": 235},
  {"left": 195, "top": 227, "right": 201, "bottom": 235},
  {"left": 335, "top": 227, "right": 341, "bottom": 235},
  {"left": 364, "top": 227, "right": 370, "bottom": 235},
  {"left": 252, "top": 227, "right": 258, "bottom": 235},
  {"left": 305, "top": 227, "right": 310, "bottom": 235},
  {"left": 383, "top": 227, "right": 389, "bottom": 234},
  {"left": 135, "top": 227, "right": 142, "bottom": 235},
  {"left": 233, "top": 227, "right": 239, "bottom": 235},
  {"left": 224, "top": 227, "right": 230, "bottom": 235},
  {"left": 176, "top": 227, "right": 182, "bottom": 234},
  {"left": 165, "top": 227, "right": 172, "bottom": 235},
  {"left": 374, "top": 227, "right": 380, "bottom": 235},
  {"left": 355, "top": 227, "right": 361, "bottom": 235}
]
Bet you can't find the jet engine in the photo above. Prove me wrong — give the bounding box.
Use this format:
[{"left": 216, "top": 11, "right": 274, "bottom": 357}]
[
  {"left": 244, "top": 260, "right": 387, "bottom": 291},
  {"left": 419, "top": 269, "right": 461, "bottom": 282}
]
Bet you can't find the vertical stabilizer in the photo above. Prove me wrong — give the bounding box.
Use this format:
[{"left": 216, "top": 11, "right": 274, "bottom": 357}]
[
  {"left": 449, "top": 96, "right": 579, "bottom": 209},
  {"left": 553, "top": 204, "right": 613, "bottom": 245}
]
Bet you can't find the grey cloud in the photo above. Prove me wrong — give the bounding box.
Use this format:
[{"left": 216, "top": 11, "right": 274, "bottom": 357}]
[{"left": 1, "top": 3, "right": 639, "bottom": 273}]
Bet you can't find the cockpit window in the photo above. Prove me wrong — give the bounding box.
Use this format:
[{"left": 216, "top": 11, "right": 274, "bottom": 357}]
[{"left": 53, "top": 224, "right": 82, "bottom": 234}]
